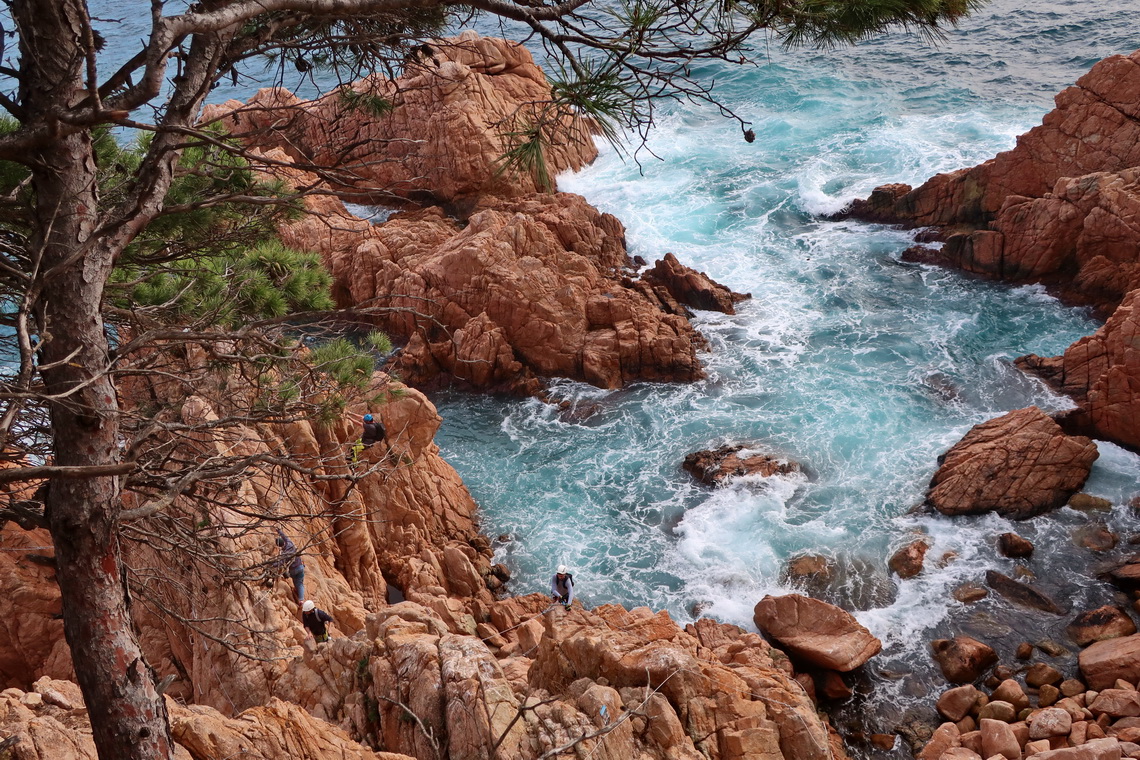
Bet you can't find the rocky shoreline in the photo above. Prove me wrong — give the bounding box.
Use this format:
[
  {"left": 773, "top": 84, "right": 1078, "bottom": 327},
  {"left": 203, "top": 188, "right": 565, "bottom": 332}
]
[
  {"left": 3, "top": 26, "right": 1139, "bottom": 760},
  {"left": 0, "top": 31, "right": 846, "bottom": 760},
  {"left": 836, "top": 46, "right": 1140, "bottom": 760}
]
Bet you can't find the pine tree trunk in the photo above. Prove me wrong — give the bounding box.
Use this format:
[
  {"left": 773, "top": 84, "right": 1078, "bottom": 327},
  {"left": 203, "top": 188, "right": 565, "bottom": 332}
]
[{"left": 17, "top": 1, "right": 174, "bottom": 757}]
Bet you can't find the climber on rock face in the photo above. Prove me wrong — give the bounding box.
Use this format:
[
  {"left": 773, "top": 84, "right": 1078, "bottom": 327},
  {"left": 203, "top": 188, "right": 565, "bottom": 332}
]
[
  {"left": 361, "top": 413, "right": 386, "bottom": 448},
  {"left": 301, "top": 600, "right": 334, "bottom": 643},
  {"left": 352, "top": 412, "right": 388, "bottom": 465},
  {"left": 275, "top": 528, "right": 306, "bottom": 605},
  {"left": 551, "top": 565, "right": 574, "bottom": 608}
]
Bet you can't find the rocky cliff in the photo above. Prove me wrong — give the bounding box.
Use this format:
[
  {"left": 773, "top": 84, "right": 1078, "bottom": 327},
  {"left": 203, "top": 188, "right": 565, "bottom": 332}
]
[
  {"left": 0, "top": 363, "right": 851, "bottom": 759},
  {"left": 206, "top": 32, "right": 747, "bottom": 396},
  {"left": 843, "top": 49, "right": 1140, "bottom": 315},
  {"left": 844, "top": 48, "right": 1140, "bottom": 454}
]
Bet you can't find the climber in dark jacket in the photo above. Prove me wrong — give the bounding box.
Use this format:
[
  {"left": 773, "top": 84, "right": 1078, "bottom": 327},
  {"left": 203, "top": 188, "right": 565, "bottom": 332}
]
[
  {"left": 301, "top": 600, "right": 334, "bottom": 643},
  {"left": 361, "top": 413, "right": 385, "bottom": 447}
]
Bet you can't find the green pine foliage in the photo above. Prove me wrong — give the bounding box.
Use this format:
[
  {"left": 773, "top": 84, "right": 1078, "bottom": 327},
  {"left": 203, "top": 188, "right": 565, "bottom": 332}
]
[
  {"left": 309, "top": 337, "right": 376, "bottom": 390},
  {"left": 338, "top": 89, "right": 394, "bottom": 118},
  {"left": 125, "top": 241, "right": 334, "bottom": 327},
  {"left": 103, "top": 131, "right": 334, "bottom": 329},
  {"left": 495, "top": 119, "right": 553, "bottom": 192}
]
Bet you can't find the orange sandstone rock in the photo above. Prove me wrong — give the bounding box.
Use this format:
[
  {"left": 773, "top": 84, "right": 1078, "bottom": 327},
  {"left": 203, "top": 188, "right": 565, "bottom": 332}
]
[{"left": 926, "top": 407, "right": 1098, "bottom": 519}]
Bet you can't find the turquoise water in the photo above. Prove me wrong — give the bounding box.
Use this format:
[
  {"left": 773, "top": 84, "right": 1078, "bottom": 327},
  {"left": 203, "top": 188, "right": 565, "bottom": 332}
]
[{"left": 429, "top": 0, "right": 1140, "bottom": 726}]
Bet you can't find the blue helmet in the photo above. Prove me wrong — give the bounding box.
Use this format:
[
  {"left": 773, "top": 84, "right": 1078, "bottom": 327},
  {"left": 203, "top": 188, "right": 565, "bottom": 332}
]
[{"left": 363, "top": 414, "right": 374, "bottom": 422}]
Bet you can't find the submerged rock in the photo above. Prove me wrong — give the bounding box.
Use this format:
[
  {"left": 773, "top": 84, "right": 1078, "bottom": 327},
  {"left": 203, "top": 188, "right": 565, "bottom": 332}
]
[
  {"left": 889, "top": 538, "right": 931, "bottom": 579},
  {"left": 1069, "top": 493, "right": 1115, "bottom": 512},
  {"left": 985, "top": 570, "right": 1065, "bottom": 615},
  {"left": 779, "top": 553, "right": 898, "bottom": 611},
  {"left": 926, "top": 407, "right": 1098, "bottom": 520},
  {"left": 998, "top": 532, "right": 1035, "bottom": 559},
  {"left": 1075, "top": 522, "right": 1119, "bottom": 553},
  {"left": 931, "top": 636, "right": 998, "bottom": 684},
  {"left": 683, "top": 444, "right": 800, "bottom": 486}
]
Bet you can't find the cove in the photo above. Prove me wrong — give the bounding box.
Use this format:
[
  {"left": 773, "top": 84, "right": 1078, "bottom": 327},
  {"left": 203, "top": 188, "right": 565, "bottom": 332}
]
[{"left": 433, "top": 0, "right": 1140, "bottom": 728}]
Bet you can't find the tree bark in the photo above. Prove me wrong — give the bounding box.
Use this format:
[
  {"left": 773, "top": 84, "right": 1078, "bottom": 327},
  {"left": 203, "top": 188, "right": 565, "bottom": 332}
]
[{"left": 16, "top": 1, "right": 174, "bottom": 758}]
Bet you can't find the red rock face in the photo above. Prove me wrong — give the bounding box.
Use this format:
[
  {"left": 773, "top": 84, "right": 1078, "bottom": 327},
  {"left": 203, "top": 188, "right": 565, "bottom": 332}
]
[
  {"left": 1018, "top": 289, "right": 1140, "bottom": 451},
  {"left": 925, "top": 407, "right": 1098, "bottom": 519},
  {"left": 202, "top": 32, "right": 598, "bottom": 204},
  {"left": 844, "top": 50, "right": 1140, "bottom": 314}
]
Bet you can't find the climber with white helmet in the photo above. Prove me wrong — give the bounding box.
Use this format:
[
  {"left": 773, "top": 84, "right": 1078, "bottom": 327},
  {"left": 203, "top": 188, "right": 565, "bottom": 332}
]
[
  {"left": 550, "top": 565, "right": 574, "bottom": 608},
  {"left": 301, "top": 600, "right": 334, "bottom": 643}
]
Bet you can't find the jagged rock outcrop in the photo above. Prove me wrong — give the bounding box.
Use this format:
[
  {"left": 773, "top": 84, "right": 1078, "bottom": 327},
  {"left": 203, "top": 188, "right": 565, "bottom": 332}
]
[
  {"left": 269, "top": 164, "right": 716, "bottom": 393},
  {"left": 256, "top": 597, "right": 846, "bottom": 760},
  {"left": 843, "top": 50, "right": 1140, "bottom": 314},
  {"left": 0, "top": 358, "right": 498, "bottom": 719},
  {"left": 202, "top": 32, "right": 597, "bottom": 204},
  {"left": 1018, "top": 288, "right": 1140, "bottom": 451},
  {"left": 638, "top": 253, "right": 752, "bottom": 315},
  {"left": 213, "top": 31, "right": 742, "bottom": 396},
  {"left": 925, "top": 407, "right": 1098, "bottom": 519}
]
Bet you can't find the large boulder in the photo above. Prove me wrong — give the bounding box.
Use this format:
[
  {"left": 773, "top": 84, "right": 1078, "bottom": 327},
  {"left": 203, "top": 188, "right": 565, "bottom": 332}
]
[
  {"left": 926, "top": 407, "right": 1098, "bottom": 519},
  {"left": 1068, "top": 606, "right": 1138, "bottom": 646},
  {"left": 752, "top": 594, "right": 882, "bottom": 672},
  {"left": 1080, "top": 634, "right": 1140, "bottom": 690},
  {"left": 931, "top": 636, "right": 998, "bottom": 684},
  {"left": 889, "top": 538, "right": 930, "bottom": 579}
]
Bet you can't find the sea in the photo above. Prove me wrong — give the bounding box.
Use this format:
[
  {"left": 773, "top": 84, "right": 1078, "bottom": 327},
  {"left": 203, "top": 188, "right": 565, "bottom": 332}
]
[
  {"left": 75, "top": 0, "right": 1140, "bottom": 745},
  {"left": 433, "top": 0, "right": 1140, "bottom": 740}
]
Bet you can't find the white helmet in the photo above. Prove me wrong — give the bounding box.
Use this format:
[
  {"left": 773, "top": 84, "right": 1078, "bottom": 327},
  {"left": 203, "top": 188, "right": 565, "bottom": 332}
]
[
  {"left": 557, "top": 565, "right": 568, "bottom": 574},
  {"left": 302, "top": 600, "right": 315, "bottom": 612}
]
